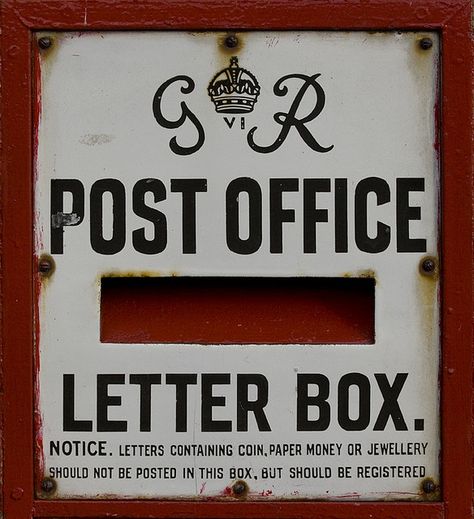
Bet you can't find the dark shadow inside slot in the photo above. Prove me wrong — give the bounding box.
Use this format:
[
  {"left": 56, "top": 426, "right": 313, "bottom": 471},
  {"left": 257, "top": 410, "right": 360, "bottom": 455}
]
[{"left": 101, "top": 276, "right": 375, "bottom": 344}]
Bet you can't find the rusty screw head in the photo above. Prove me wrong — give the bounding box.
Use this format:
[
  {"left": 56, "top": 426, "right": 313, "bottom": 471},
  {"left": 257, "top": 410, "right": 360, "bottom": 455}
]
[
  {"left": 422, "top": 478, "right": 436, "bottom": 494},
  {"left": 224, "top": 34, "right": 238, "bottom": 49},
  {"left": 41, "top": 477, "right": 56, "bottom": 494},
  {"left": 419, "top": 38, "right": 433, "bottom": 50},
  {"left": 39, "top": 257, "right": 53, "bottom": 274},
  {"left": 38, "top": 36, "right": 53, "bottom": 50},
  {"left": 232, "top": 480, "right": 248, "bottom": 497},
  {"left": 420, "top": 257, "right": 436, "bottom": 275}
]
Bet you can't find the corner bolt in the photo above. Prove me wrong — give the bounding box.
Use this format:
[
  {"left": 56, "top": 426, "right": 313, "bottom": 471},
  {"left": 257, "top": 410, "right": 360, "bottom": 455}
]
[
  {"left": 421, "top": 478, "right": 436, "bottom": 494},
  {"left": 419, "top": 38, "right": 433, "bottom": 50},
  {"left": 38, "top": 37, "right": 53, "bottom": 50},
  {"left": 41, "top": 477, "right": 56, "bottom": 495}
]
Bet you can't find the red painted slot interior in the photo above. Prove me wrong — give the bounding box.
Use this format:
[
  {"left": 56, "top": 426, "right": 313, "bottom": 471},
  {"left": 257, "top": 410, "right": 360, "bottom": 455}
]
[{"left": 100, "top": 277, "right": 375, "bottom": 344}]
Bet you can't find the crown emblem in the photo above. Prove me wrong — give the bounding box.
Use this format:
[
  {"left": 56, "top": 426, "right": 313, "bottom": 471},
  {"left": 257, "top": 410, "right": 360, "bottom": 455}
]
[{"left": 208, "top": 57, "right": 260, "bottom": 114}]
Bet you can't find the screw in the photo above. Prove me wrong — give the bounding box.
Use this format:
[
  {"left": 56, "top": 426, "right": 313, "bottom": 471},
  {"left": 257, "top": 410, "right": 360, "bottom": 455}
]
[
  {"left": 224, "top": 34, "right": 238, "bottom": 49},
  {"left": 420, "top": 257, "right": 437, "bottom": 275},
  {"left": 41, "top": 477, "right": 56, "bottom": 494},
  {"left": 419, "top": 38, "right": 433, "bottom": 50},
  {"left": 422, "top": 478, "right": 436, "bottom": 494},
  {"left": 232, "top": 480, "right": 248, "bottom": 496},
  {"left": 38, "top": 37, "right": 52, "bottom": 50},
  {"left": 39, "top": 257, "right": 53, "bottom": 274}
]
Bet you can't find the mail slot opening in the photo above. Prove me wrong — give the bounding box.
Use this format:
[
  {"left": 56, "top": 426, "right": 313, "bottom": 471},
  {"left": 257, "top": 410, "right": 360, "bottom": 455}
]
[{"left": 100, "top": 276, "right": 374, "bottom": 344}]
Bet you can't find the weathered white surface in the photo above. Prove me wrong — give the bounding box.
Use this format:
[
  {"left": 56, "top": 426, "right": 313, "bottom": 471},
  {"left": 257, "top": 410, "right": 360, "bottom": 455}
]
[{"left": 36, "top": 31, "right": 439, "bottom": 500}]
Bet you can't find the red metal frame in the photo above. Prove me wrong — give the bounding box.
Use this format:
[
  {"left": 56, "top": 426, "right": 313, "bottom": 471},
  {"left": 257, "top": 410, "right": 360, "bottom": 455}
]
[{"left": 1, "top": 1, "right": 472, "bottom": 518}]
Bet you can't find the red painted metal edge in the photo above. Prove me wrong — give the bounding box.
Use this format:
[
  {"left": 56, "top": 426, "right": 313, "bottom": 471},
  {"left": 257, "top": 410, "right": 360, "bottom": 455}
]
[
  {"left": 1, "top": 5, "right": 35, "bottom": 519},
  {"left": 439, "top": 3, "right": 473, "bottom": 519},
  {"left": 1, "top": 1, "right": 472, "bottom": 518},
  {"left": 0, "top": 0, "right": 469, "bottom": 30},
  {"left": 33, "top": 500, "right": 445, "bottom": 519}
]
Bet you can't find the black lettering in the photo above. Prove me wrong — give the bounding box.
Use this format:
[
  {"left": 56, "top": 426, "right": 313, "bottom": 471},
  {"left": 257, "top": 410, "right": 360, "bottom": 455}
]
[
  {"left": 129, "top": 374, "right": 161, "bottom": 432},
  {"left": 63, "top": 374, "right": 93, "bottom": 432},
  {"left": 226, "top": 178, "right": 262, "bottom": 254},
  {"left": 224, "top": 117, "right": 235, "bottom": 129},
  {"left": 171, "top": 179, "right": 207, "bottom": 253},
  {"left": 335, "top": 178, "right": 348, "bottom": 253},
  {"left": 50, "top": 179, "right": 85, "bottom": 254},
  {"left": 296, "top": 374, "right": 330, "bottom": 431},
  {"left": 236, "top": 374, "right": 271, "bottom": 432},
  {"left": 201, "top": 374, "right": 232, "bottom": 432},
  {"left": 248, "top": 74, "right": 334, "bottom": 153},
  {"left": 373, "top": 373, "right": 408, "bottom": 431},
  {"left": 396, "top": 178, "right": 426, "bottom": 252},
  {"left": 303, "top": 178, "right": 330, "bottom": 253},
  {"left": 152, "top": 76, "right": 205, "bottom": 156},
  {"left": 90, "top": 179, "right": 126, "bottom": 255},
  {"left": 132, "top": 179, "right": 167, "bottom": 254},
  {"left": 97, "top": 374, "right": 127, "bottom": 432},
  {"left": 166, "top": 374, "right": 198, "bottom": 432},
  {"left": 270, "top": 178, "right": 298, "bottom": 253},
  {"left": 355, "top": 177, "right": 391, "bottom": 253},
  {"left": 338, "top": 373, "right": 370, "bottom": 431}
]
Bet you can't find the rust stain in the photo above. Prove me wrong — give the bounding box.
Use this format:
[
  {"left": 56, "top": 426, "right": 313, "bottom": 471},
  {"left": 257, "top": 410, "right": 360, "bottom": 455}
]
[
  {"left": 214, "top": 32, "right": 245, "bottom": 70},
  {"left": 419, "top": 477, "right": 441, "bottom": 501},
  {"left": 218, "top": 32, "right": 245, "bottom": 56},
  {"left": 187, "top": 31, "right": 245, "bottom": 67},
  {"left": 36, "top": 32, "right": 63, "bottom": 62},
  {"left": 99, "top": 270, "right": 162, "bottom": 279},
  {"left": 96, "top": 270, "right": 179, "bottom": 306},
  {"left": 37, "top": 487, "right": 433, "bottom": 501},
  {"left": 36, "top": 251, "right": 52, "bottom": 490},
  {"left": 364, "top": 30, "right": 400, "bottom": 38},
  {"left": 99, "top": 270, "right": 183, "bottom": 280},
  {"left": 358, "top": 269, "right": 376, "bottom": 279},
  {"left": 407, "top": 32, "right": 437, "bottom": 92},
  {"left": 419, "top": 255, "right": 439, "bottom": 280},
  {"left": 38, "top": 253, "right": 55, "bottom": 280},
  {"left": 332, "top": 491, "right": 361, "bottom": 499},
  {"left": 414, "top": 33, "right": 435, "bottom": 57},
  {"left": 343, "top": 269, "right": 376, "bottom": 280},
  {"left": 416, "top": 256, "right": 439, "bottom": 356},
  {"left": 231, "top": 479, "right": 249, "bottom": 499},
  {"left": 37, "top": 476, "right": 57, "bottom": 499}
]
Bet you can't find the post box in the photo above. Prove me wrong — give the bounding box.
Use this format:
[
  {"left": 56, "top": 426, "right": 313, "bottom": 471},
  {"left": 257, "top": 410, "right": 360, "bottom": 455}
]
[{"left": 1, "top": 1, "right": 472, "bottom": 518}]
